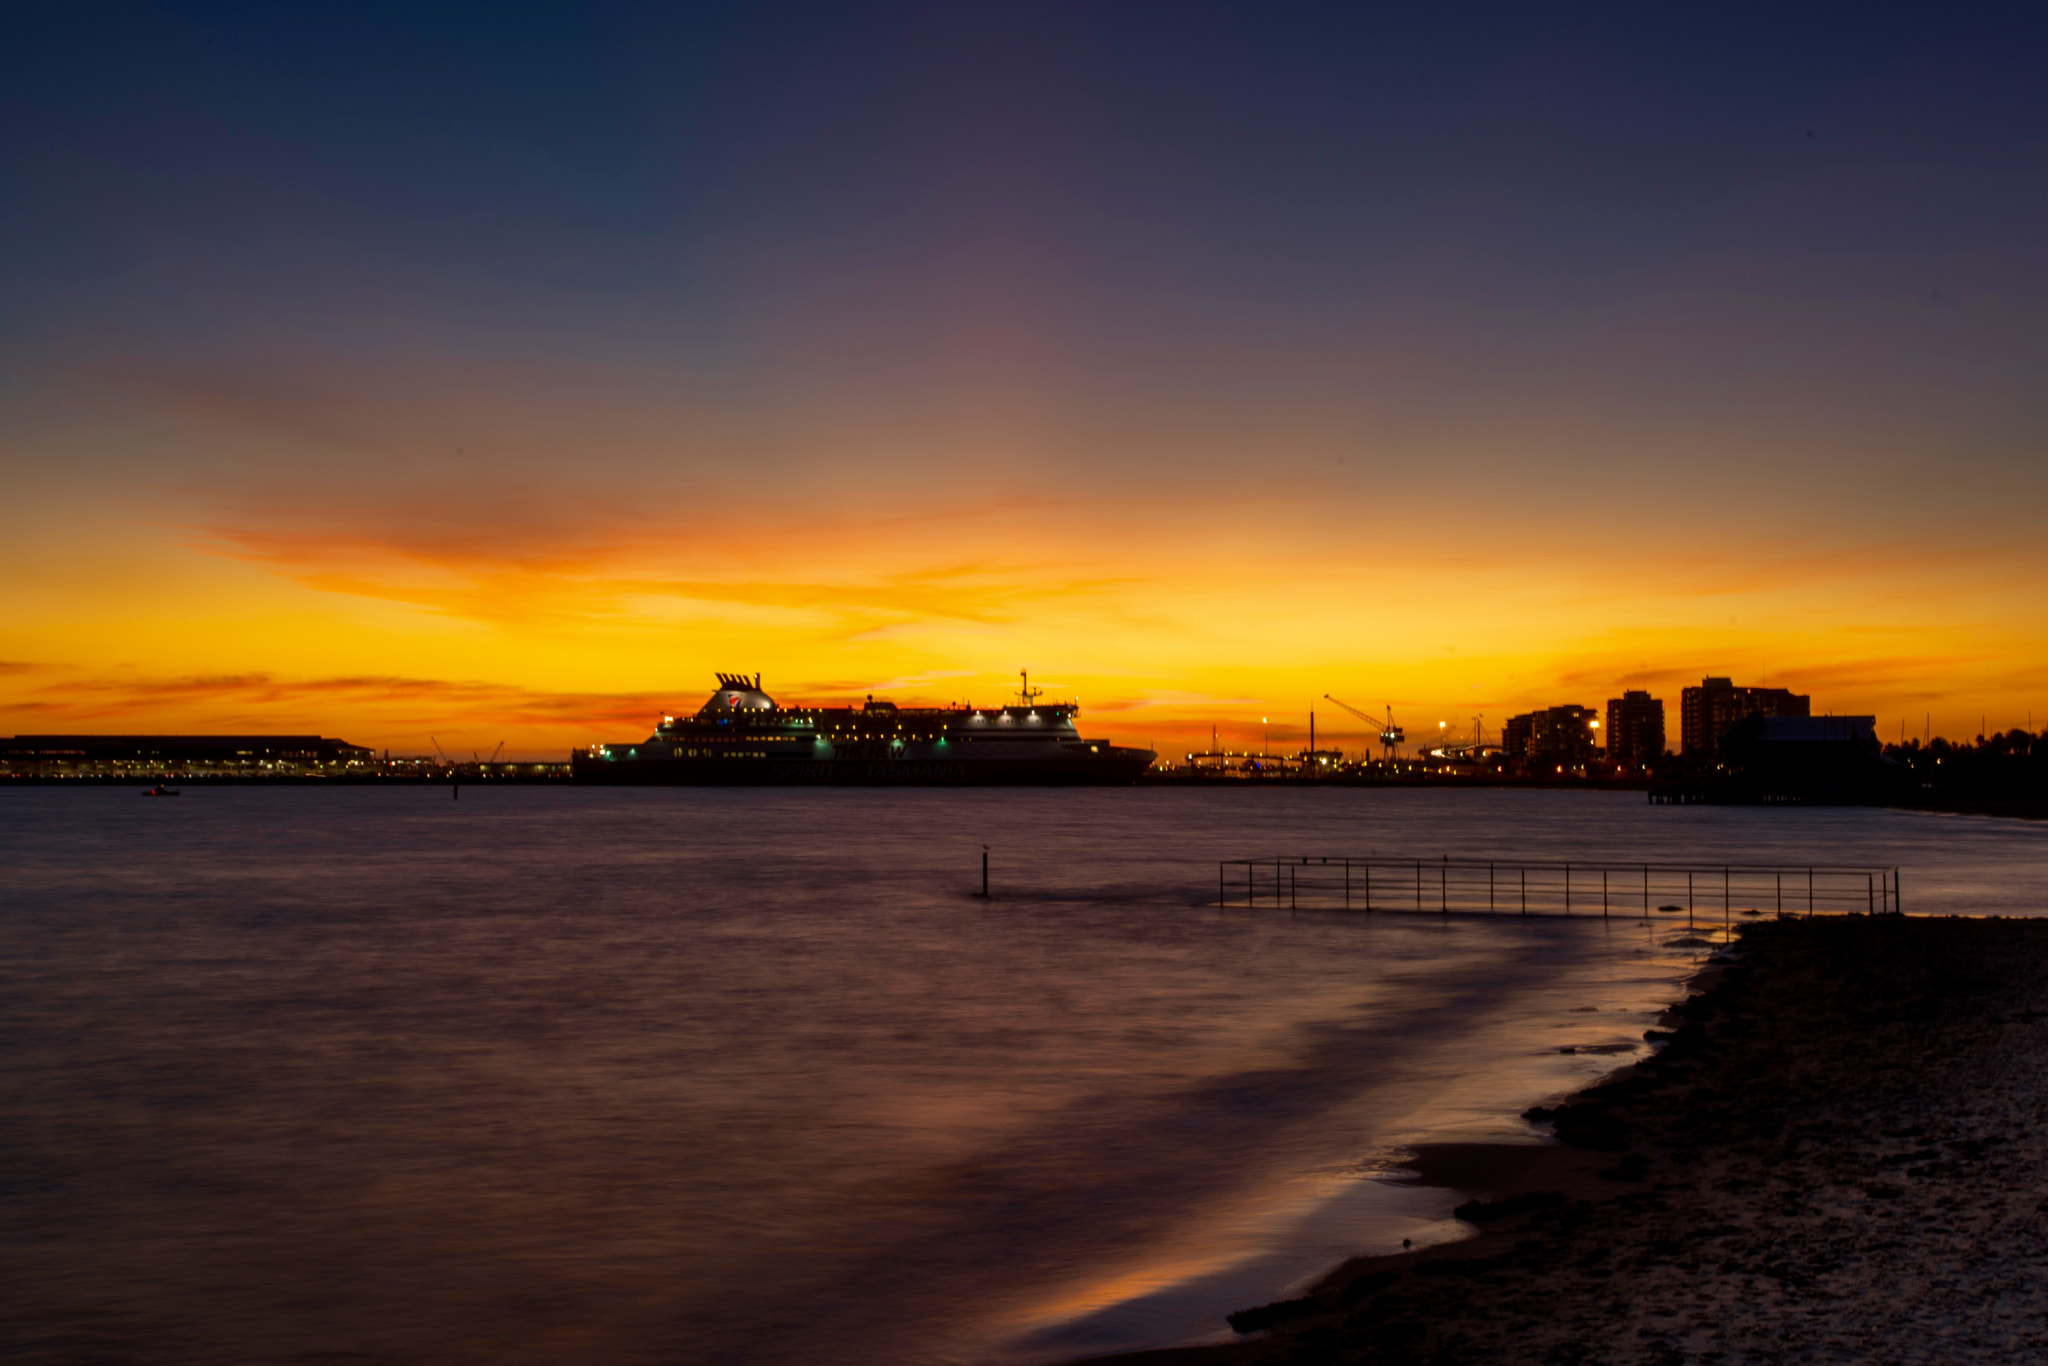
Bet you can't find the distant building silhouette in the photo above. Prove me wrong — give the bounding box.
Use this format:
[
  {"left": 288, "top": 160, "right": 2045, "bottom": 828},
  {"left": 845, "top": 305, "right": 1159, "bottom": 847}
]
[
  {"left": 1679, "top": 678, "right": 1810, "bottom": 756},
  {"left": 1605, "top": 691, "right": 1666, "bottom": 767},
  {"left": 1502, "top": 705, "right": 1600, "bottom": 767},
  {"left": 1715, "top": 715, "right": 1892, "bottom": 802},
  {"left": 2, "top": 735, "right": 371, "bottom": 768}
]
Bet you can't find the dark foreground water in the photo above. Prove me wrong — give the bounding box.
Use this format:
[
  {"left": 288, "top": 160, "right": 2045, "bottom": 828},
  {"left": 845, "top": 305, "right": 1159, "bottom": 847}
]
[{"left": 4, "top": 788, "right": 2045, "bottom": 1365}]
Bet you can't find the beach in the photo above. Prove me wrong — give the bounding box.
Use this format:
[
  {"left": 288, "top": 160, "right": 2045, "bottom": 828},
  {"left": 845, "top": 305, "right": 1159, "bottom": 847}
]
[
  {"left": 7, "top": 790, "right": 2047, "bottom": 1364},
  {"left": 1101, "top": 915, "right": 2048, "bottom": 1365}
]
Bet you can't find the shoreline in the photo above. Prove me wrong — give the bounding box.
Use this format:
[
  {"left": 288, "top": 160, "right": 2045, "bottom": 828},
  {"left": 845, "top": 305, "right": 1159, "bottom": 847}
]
[
  {"left": 1890, "top": 797, "right": 2048, "bottom": 822},
  {"left": 1090, "top": 916, "right": 2048, "bottom": 1364}
]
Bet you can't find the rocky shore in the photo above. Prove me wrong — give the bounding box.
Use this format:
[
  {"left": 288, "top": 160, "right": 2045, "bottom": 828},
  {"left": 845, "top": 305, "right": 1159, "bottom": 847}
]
[{"left": 1096, "top": 916, "right": 2048, "bottom": 1366}]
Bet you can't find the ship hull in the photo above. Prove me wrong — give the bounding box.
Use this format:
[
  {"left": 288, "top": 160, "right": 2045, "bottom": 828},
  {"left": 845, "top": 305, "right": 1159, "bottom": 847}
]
[
  {"left": 571, "top": 748, "right": 1154, "bottom": 786},
  {"left": 578, "top": 677, "right": 1152, "bottom": 785}
]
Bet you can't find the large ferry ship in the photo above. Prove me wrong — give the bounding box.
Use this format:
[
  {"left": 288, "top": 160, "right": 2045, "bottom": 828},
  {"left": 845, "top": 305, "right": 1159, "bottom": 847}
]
[{"left": 572, "top": 672, "right": 1156, "bottom": 785}]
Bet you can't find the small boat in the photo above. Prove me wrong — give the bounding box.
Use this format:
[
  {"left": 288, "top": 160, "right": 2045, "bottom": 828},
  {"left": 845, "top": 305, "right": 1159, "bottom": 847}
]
[{"left": 144, "top": 784, "right": 180, "bottom": 797}]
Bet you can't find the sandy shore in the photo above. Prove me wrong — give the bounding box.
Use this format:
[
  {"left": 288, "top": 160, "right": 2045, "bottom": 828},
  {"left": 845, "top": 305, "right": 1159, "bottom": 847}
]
[{"left": 1093, "top": 916, "right": 2048, "bottom": 1365}]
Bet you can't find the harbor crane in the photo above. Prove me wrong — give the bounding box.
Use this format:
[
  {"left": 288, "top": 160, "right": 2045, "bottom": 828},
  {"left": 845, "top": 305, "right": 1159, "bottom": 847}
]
[{"left": 1324, "top": 695, "right": 1405, "bottom": 760}]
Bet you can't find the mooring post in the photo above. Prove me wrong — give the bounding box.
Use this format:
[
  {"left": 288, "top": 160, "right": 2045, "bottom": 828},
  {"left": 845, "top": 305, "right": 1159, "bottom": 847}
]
[
  {"left": 1896, "top": 867, "right": 1902, "bottom": 914},
  {"left": 1603, "top": 868, "right": 1609, "bottom": 918},
  {"left": 1219, "top": 862, "right": 1225, "bottom": 908},
  {"left": 1290, "top": 862, "right": 1296, "bottom": 910},
  {"left": 1867, "top": 873, "right": 1873, "bottom": 915},
  {"left": 1777, "top": 871, "right": 1783, "bottom": 919},
  {"left": 1724, "top": 866, "right": 1730, "bottom": 930},
  {"left": 982, "top": 845, "right": 990, "bottom": 899}
]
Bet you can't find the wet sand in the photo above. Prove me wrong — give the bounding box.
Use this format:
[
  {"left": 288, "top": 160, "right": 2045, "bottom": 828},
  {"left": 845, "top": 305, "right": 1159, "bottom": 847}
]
[{"left": 1095, "top": 916, "right": 2048, "bottom": 1365}]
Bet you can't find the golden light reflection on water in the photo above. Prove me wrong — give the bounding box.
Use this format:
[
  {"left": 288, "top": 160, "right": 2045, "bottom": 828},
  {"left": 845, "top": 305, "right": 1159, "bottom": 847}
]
[
  {"left": 984, "top": 930, "right": 1738, "bottom": 1360},
  {"left": 6, "top": 788, "right": 2031, "bottom": 1366}
]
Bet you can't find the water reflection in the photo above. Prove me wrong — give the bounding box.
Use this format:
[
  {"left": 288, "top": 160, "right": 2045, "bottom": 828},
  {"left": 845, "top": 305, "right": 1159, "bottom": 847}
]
[{"left": 1, "top": 788, "right": 2040, "bottom": 1364}]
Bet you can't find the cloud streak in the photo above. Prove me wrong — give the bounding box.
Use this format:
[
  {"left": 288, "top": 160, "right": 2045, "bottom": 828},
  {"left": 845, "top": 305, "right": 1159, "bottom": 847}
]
[
  {"left": 2, "top": 670, "right": 672, "bottom": 747},
  {"left": 167, "top": 482, "right": 1134, "bottom": 636}
]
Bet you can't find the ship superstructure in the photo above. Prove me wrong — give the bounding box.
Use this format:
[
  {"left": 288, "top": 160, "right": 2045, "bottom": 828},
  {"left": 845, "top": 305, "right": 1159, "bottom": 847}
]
[{"left": 572, "top": 672, "right": 1155, "bottom": 785}]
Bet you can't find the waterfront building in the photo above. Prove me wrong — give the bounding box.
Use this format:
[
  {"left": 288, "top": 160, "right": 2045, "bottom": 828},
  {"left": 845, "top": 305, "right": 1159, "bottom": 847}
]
[
  {"left": 1679, "top": 678, "right": 1811, "bottom": 756},
  {"left": 1715, "top": 715, "right": 1893, "bottom": 802},
  {"left": 1, "top": 735, "right": 373, "bottom": 775},
  {"left": 1604, "top": 691, "right": 1666, "bottom": 767},
  {"left": 1501, "top": 705, "right": 1600, "bottom": 766}
]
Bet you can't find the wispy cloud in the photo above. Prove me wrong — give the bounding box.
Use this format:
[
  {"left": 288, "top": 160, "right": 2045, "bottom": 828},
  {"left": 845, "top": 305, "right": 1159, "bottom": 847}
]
[
  {"left": 163, "top": 481, "right": 1130, "bottom": 636},
  {"left": 4, "top": 670, "right": 673, "bottom": 736}
]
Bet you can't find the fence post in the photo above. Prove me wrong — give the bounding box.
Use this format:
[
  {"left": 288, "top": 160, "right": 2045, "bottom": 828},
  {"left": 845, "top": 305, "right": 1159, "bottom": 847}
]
[{"left": 1221, "top": 860, "right": 1896, "bottom": 920}]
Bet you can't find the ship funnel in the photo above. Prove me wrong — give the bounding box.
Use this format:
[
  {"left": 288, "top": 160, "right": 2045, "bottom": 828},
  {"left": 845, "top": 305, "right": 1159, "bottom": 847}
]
[{"left": 701, "top": 673, "right": 777, "bottom": 714}]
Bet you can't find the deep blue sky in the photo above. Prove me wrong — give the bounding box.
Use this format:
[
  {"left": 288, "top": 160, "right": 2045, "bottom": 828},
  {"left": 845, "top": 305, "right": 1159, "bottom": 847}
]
[{"left": 8, "top": 3, "right": 2044, "bottom": 366}]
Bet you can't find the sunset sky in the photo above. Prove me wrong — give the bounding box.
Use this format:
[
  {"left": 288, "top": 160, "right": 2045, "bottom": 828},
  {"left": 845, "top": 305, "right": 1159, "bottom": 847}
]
[{"left": 4, "top": 4, "right": 2045, "bottom": 758}]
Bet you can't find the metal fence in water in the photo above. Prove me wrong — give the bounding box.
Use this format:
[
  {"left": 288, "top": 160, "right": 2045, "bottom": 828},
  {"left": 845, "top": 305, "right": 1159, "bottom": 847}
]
[{"left": 1218, "top": 857, "right": 1901, "bottom": 926}]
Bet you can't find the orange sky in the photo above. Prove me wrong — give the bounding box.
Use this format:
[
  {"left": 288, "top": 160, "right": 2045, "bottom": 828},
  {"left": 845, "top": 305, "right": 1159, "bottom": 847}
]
[
  {"left": 5, "top": 380, "right": 2043, "bottom": 758},
  {"left": 5, "top": 8, "right": 2045, "bottom": 758}
]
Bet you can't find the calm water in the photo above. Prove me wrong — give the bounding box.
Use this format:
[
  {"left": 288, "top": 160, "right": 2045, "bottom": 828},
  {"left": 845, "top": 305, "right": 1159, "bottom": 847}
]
[{"left": 4, "top": 787, "right": 2044, "bottom": 1365}]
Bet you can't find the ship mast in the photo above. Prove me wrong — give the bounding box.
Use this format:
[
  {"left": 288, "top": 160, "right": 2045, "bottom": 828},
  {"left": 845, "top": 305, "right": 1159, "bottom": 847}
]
[{"left": 1016, "top": 668, "right": 1043, "bottom": 707}]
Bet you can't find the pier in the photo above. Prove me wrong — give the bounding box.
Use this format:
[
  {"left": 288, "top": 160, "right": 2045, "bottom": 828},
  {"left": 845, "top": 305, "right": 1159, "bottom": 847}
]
[{"left": 1219, "top": 856, "right": 1900, "bottom": 925}]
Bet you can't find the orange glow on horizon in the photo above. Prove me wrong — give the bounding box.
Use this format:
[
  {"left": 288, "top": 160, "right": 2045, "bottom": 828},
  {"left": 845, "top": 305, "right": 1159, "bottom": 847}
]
[{"left": 4, "top": 462, "right": 2043, "bottom": 760}]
